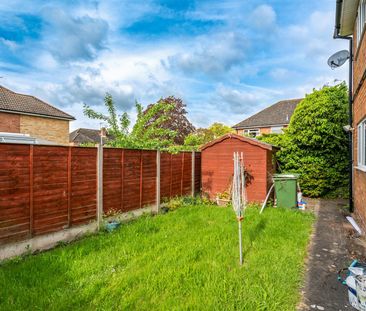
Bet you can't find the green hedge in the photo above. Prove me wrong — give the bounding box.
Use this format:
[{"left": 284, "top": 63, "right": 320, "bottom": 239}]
[{"left": 259, "top": 83, "right": 349, "bottom": 198}]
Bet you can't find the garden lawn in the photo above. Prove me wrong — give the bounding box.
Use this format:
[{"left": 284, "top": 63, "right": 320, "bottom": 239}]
[{"left": 0, "top": 205, "right": 314, "bottom": 311}]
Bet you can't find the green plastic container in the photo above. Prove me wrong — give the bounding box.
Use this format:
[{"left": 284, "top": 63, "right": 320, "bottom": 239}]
[{"left": 273, "top": 174, "right": 298, "bottom": 208}]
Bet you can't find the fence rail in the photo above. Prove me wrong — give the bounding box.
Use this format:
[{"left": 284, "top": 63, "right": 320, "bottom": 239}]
[{"left": 0, "top": 144, "right": 201, "bottom": 245}]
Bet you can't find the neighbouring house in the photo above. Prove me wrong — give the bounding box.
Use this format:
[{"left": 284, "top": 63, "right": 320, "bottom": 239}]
[
  {"left": 334, "top": 1, "right": 366, "bottom": 228},
  {"left": 0, "top": 85, "right": 74, "bottom": 145},
  {"left": 201, "top": 133, "right": 278, "bottom": 203},
  {"left": 69, "top": 128, "right": 111, "bottom": 146},
  {"left": 232, "top": 99, "right": 302, "bottom": 137}
]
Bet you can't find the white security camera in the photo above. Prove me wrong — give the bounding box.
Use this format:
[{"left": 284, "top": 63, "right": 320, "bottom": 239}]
[{"left": 343, "top": 125, "right": 354, "bottom": 133}]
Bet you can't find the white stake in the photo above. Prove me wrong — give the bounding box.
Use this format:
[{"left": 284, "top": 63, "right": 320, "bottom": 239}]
[
  {"left": 232, "top": 151, "right": 245, "bottom": 265},
  {"left": 238, "top": 218, "right": 243, "bottom": 265}
]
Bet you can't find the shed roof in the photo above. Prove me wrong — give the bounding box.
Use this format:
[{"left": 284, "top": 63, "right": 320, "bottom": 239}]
[
  {"left": 0, "top": 85, "right": 75, "bottom": 120},
  {"left": 232, "top": 98, "right": 302, "bottom": 129},
  {"left": 200, "top": 133, "right": 279, "bottom": 151}
]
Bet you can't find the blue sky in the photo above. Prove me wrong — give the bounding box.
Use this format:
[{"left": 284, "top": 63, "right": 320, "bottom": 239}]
[{"left": 0, "top": 0, "right": 348, "bottom": 130}]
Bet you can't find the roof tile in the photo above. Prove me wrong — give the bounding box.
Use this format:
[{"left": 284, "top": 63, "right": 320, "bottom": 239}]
[
  {"left": 233, "top": 98, "right": 302, "bottom": 129},
  {"left": 0, "top": 85, "right": 74, "bottom": 120},
  {"left": 69, "top": 128, "right": 112, "bottom": 144}
]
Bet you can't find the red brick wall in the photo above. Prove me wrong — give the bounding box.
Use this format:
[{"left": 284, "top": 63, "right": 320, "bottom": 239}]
[
  {"left": 0, "top": 112, "right": 20, "bottom": 133},
  {"left": 354, "top": 170, "right": 366, "bottom": 230},
  {"left": 260, "top": 127, "right": 271, "bottom": 134},
  {"left": 353, "top": 25, "right": 366, "bottom": 228},
  {"left": 201, "top": 137, "right": 272, "bottom": 202}
]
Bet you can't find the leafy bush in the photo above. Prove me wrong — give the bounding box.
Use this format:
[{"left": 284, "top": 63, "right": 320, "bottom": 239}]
[
  {"left": 259, "top": 83, "right": 349, "bottom": 198},
  {"left": 257, "top": 133, "right": 284, "bottom": 148}
]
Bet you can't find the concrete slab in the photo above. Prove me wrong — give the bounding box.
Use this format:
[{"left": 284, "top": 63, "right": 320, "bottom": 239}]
[{"left": 298, "top": 199, "right": 366, "bottom": 311}]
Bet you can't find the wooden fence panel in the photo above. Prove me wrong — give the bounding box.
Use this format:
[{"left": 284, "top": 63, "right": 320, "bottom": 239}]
[
  {"left": 0, "top": 143, "right": 201, "bottom": 246},
  {"left": 122, "top": 150, "right": 141, "bottom": 212},
  {"left": 170, "top": 153, "right": 183, "bottom": 197},
  {"left": 32, "top": 146, "right": 69, "bottom": 236},
  {"left": 103, "top": 149, "right": 122, "bottom": 214},
  {"left": 71, "top": 147, "right": 97, "bottom": 225},
  {"left": 182, "top": 152, "right": 192, "bottom": 195},
  {"left": 160, "top": 152, "right": 172, "bottom": 200},
  {"left": 0, "top": 144, "right": 31, "bottom": 244}
]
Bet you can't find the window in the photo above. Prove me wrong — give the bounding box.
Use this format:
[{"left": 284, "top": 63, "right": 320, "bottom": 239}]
[
  {"left": 271, "top": 126, "right": 283, "bottom": 134},
  {"left": 243, "top": 129, "right": 260, "bottom": 138},
  {"left": 358, "top": 119, "right": 366, "bottom": 170},
  {"left": 357, "top": 0, "right": 366, "bottom": 45}
]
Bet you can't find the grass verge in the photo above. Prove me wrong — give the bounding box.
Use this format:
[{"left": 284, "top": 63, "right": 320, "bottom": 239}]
[{"left": 0, "top": 205, "right": 314, "bottom": 310}]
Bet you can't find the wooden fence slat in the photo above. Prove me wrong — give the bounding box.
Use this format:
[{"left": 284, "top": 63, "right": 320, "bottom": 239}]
[
  {"left": 29, "top": 145, "right": 34, "bottom": 238},
  {"left": 155, "top": 150, "right": 160, "bottom": 213},
  {"left": 169, "top": 154, "right": 173, "bottom": 197},
  {"left": 121, "top": 149, "right": 124, "bottom": 211},
  {"left": 181, "top": 153, "right": 184, "bottom": 195},
  {"left": 192, "top": 151, "right": 195, "bottom": 196},
  {"left": 139, "top": 150, "right": 143, "bottom": 209},
  {"left": 67, "top": 147, "right": 71, "bottom": 227}
]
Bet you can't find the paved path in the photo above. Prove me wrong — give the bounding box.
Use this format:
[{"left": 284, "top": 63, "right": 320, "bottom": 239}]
[{"left": 299, "top": 199, "right": 366, "bottom": 311}]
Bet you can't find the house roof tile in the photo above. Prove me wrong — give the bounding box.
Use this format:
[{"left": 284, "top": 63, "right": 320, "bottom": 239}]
[
  {"left": 0, "top": 85, "right": 75, "bottom": 120},
  {"left": 232, "top": 98, "right": 302, "bottom": 129},
  {"left": 69, "top": 128, "right": 112, "bottom": 144}
]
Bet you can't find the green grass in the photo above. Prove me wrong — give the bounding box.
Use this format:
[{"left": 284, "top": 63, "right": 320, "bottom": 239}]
[{"left": 0, "top": 205, "right": 314, "bottom": 310}]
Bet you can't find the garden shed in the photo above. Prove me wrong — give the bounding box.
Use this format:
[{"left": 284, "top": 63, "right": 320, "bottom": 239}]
[{"left": 201, "top": 133, "right": 278, "bottom": 203}]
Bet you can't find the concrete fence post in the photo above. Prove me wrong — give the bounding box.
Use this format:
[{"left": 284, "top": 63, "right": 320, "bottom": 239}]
[
  {"left": 97, "top": 143, "right": 103, "bottom": 231},
  {"left": 155, "top": 150, "right": 161, "bottom": 214},
  {"left": 191, "top": 151, "right": 195, "bottom": 197}
]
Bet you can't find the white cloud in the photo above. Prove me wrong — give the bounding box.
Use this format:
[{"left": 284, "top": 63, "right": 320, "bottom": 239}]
[
  {"left": 269, "top": 68, "right": 292, "bottom": 80},
  {"left": 41, "top": 7, "right": 109, "bottom": 62},
  {"left": 216, "top": 85, "right": 263, "bottom": 113},
  {"left": 168, "top": 31, "right": 249, "bottom": 76},
  {"left": 282, "top": 10, "right": 346, "bottom": 60},
  {"left": 0, "top": 38, "right": 18, "bottom": 50},
  {"left": 33, "top": 52, "right": 59, "bottom": 70},
  {"left": 95, "top": 0, "right": 158, "bottom": 30},
  {"left": 214, "top": 84, "right": 282, "bottom": 116},
  {"left": 250, "top": 5, "right": 276, "bottom": 29}
]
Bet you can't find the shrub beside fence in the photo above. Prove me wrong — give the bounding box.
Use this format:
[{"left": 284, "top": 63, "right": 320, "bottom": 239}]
[{"left": 0, "top": 144, "right": 201, "bottom": 246}]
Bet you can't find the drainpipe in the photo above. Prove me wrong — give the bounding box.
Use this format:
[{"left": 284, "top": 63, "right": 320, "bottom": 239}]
[
  {"left": 333, "top": 1, "right": 354, "bottom": 212},
  {"left": 347, "top": 38, "right": 354, "bottom": 213}
]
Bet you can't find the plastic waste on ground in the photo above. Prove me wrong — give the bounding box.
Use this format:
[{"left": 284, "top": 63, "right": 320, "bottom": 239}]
[{"left": 338, "top": 260, "right": 366, "bottom": 310}]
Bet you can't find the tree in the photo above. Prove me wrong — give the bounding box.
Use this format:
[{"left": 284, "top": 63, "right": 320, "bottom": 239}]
[
  {"left": 259, "top": 83, "right": 349, "bottom": 197},
  {"left": 184, "top": 128, "right": 213, "bottom": 146},
  {"left": 143, "top": 96, "right": 195, "bottom": 145},
  {"left": 83, "top": 93, "right": 176, "bottom": 149},
  {"left": 208, "top": 122, "right": 234, "bottom": 138},
  {"left": 184, "top": 122, "right": 234, "bottom": 147},
  {"left": 256, "top": 133, "right": 284, "bottom": 149}
]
